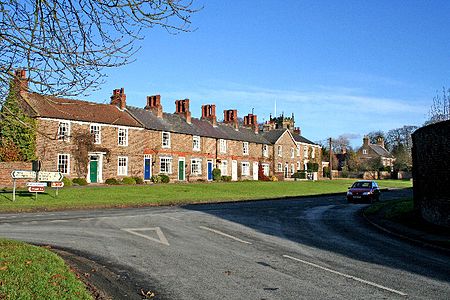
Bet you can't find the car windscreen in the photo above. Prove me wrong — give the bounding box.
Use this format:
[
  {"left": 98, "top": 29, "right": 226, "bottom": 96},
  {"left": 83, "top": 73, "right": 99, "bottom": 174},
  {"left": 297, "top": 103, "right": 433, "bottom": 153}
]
[{"left": 352, "top": 182, "right": 372, "bottom": 188}]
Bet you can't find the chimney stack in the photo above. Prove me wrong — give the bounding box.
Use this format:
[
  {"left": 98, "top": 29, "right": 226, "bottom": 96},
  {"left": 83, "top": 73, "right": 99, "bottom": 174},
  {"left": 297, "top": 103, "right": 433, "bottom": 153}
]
[
  {"left": 14, "top": 69, "right": 28, "bottom": 92},
  {"left": 243, "top": 113, "right": 259, "bottom": 134},
  {"left": 201, "top": 104, "right": 217, "bottom": 127},
  {"left": 110, "top": 88, "right": 126, "bottom": 110},
  {"left": 377, "top": 137, "right": 385, "bottom": 148},
  {"left": 175, "top": 99, "right": 191, "bottom": 124},
  {"left": 145, "top": 95, "right": 163, "bottom": 118},
  {"left": 223, "top": 109, "right": 239, "bottom": 130},
  {"left": 363, "top": 136, "right": 369, "bottom": 146},
  {"left": 293, "top": 127, "right": 301, "bottom": 136}
]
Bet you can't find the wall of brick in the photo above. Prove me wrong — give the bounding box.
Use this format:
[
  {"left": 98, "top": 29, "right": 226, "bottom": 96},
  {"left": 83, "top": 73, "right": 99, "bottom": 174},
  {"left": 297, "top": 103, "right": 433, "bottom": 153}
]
[
  {"left": 412, "top": 120, "right": 450, "bottom": 227},
  {"left": 0, "top": 161, "right": 32, "bottom": 187}
]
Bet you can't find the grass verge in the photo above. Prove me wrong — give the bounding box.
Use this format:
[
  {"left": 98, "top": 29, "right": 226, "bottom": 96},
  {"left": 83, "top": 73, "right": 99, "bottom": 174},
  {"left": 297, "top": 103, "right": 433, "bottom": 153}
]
[
  {"left": 0, "top": 239, "right": 92, "bottom": 299},
  {"left": 0, "top": 179, "right": 412, "bottom": 213}
]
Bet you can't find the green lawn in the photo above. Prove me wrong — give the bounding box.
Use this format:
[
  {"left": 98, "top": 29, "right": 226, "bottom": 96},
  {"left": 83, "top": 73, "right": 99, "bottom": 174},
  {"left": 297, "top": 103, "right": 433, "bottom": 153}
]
[
  {"left": 0, "top": 179, "right": 412, "bottom": 213},
  {"left": 0, "top": 239, "right": 92, "bottom": 300}
]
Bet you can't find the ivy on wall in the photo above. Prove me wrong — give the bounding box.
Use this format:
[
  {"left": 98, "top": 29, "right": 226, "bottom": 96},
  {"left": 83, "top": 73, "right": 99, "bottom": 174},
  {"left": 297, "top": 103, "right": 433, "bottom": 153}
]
[{"left": 0, "top": 89, "right": 37, "bottom": 161}]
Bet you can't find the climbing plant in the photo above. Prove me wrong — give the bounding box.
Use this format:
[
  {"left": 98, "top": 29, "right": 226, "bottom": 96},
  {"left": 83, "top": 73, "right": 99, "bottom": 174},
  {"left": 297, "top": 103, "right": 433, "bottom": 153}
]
[
  {"left": 72, "top": 130, "right": 110, "bottom": 178},
  {"left": 0, "top": 88, "right": 36, "bottom": 161}
]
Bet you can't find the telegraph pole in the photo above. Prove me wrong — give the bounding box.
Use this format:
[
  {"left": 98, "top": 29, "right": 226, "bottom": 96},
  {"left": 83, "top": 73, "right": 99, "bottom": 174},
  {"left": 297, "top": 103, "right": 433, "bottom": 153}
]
[{"left": 329, "top": 137, "right": 333, "bottom": 180}]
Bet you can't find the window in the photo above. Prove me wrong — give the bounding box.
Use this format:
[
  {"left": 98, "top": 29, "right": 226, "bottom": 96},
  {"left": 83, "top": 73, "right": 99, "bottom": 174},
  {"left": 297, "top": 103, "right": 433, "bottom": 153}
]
[
  {"left": 162, "top": 131, "right": 171, "bottom": 148},
  {"left": 263, "top": 145, "right": 269, "bottom": 157},
  {"left": 291, "top": 164, "right": 295, "bottom": 175},
  {"left": 304, "top": 146, "right": 308, "bottom": 158},
  {"left": 262, "top": 164, "right": 270, "bottom": 176},
  {"left": 243, "top": 142, "right": 249, "bottom": 155},
  {"left": 297, "top": 144, "right": 301, "bottom": 157},
  {"left": 57, "top": 122, "right": 70, "bottom": 141},
  {"left": 311, "top": 147, "right": 315, "bottom": 158},
  {"left": 90, "top": 124, "right": 101, "bottom": 144},
  {"left": 160, "top": 157, "right": 173, "bottom": 174},
  {"left": 241, "top": 162, "right": 250, "bottom": 176},
  {"left": 220, "top": 160, "right": 228, "bottom": 176},
  {"left": 277, "top": 145, "right": 282, "bottom": 157},
  {"left": 118, "top": 156, "right": 128, "bottom": 176},
  {"left": 219, "top": 139, "right": 227, "bottom": 153},
  {"left": 193, "top": 135, "right": 201, "bottom": 151},
  {"left": 57, "top": 154, "right": 70, "bottom": 174},
  {"left": 277, "top": 163, "right": 282, "bottom": 172},
  {"left": 118, "top": 128, "right": 128, "bottom": 146},
  {"left": 363, "top": 149, "right": 368, "bottom": 155},
  {"left": 297, "top": 161, "right": 301, "bottom": 171},
  {"left": 291, "top": 148, "right": 295, "bottom": 158},
  {"left": 191, "top": 158, "right": 202, "bottom": 175}
]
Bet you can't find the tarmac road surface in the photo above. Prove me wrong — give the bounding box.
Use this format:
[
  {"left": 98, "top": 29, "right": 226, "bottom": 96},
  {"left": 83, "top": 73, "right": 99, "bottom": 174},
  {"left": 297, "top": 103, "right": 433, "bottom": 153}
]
[{"left": 0, "top": 189, "right": 449, "bottom": 299}]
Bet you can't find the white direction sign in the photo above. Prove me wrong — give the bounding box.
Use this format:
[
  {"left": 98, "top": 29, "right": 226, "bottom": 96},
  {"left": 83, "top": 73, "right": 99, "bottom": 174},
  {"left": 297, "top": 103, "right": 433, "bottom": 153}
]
[
  {"left": 38, "top": 171, "right": 63, "bottom": 182},
  {"left": 11, "top": 170, "right": 36, "bottom": 179},
  {"left": 26, "top": 182, "right": 47, "bottom": 187}
]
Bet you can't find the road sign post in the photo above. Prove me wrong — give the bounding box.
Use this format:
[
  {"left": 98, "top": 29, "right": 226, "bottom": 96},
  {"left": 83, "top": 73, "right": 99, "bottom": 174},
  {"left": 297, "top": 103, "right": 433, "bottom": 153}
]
[{"left": 51, "top": 182, "right": 64, "bottom": 197}]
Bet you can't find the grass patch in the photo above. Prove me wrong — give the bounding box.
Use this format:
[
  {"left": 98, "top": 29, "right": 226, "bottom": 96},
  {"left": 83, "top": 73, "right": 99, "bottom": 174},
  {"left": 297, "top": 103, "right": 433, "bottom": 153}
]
[
  {"left": 364, "top": 198, "right": 414, "bottom": 218},
  {"left": 0, "top": 239, "right": 92, "bottom": 299},
  {"left": 0, "top": 179, "right": 412, "bottom": 213}
]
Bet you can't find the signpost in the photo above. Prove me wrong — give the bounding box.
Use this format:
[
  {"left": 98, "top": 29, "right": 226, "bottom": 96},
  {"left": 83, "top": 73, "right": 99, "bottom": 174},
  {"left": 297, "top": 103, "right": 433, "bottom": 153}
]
[
  {"left": 26, "top": 182, "right": 47, "bottom": 187},
  {"left": 38, "top": 171, "right": 63, "bottom": 182},
  {"left": 28, "top": 186, "right": 45, "bottom": 193},
  {"left": 11, "top": 169, "right": 64, "bottom": 201},
  {"left": 51, "top": 182, "right": 64, "bottom": 197},
  {"left": 11, "top": 170, "right": 36, "bottom": 179}
]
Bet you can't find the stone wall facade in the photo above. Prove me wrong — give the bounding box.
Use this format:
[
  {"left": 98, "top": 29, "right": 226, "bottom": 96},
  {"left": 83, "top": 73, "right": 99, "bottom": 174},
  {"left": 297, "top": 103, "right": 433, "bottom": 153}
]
[
  {"left": 0, "top": 161, "right": 32, "bottom": 187},
  {"left": 412, "top": 120, "right": 450, "bottom": 227}
]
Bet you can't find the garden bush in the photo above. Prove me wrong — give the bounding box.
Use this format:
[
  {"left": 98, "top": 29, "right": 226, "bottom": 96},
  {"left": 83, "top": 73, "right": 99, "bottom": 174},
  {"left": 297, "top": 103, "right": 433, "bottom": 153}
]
[
  {"left": 292, "top": 171, "right": 306, "bottom": 179},
  {"left": 72, "top": 178, "right": 88, "bottom": 186},
  {"left": 122, "top": 177, "right": 136, "bottom": 185},
  {"left": 105, "top": 178, "right": 120, "bottom": 185},
  {"left": 221, "top": 176, "right": 232, "bottom": 182},
  {"left": 159, "top": 174, "right": 170, "bottom": 183},
  {"left": 132, "top": 176, "right": 144, "bottom": 184},
  {"left": 212, "top": 168, "right": 221, "bottom": 181},
  {"left": 150, "top": 175, "right": 160, "bottom": 183},
  {"left": 62, "top": 177, "right": 72, "bottom": 187}
]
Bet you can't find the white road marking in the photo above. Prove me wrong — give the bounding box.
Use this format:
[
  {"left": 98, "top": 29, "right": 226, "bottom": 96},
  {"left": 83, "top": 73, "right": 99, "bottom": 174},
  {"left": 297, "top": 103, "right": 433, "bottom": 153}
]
[
  {"left": 122, "top": 227, "right": 169, "bottom": 246},
  {"left": 199, "top": 226, "right": 252, "bottom": 245},
  {"left": 48, "top": 220, "right": 69, "bottom": 223},
  {"left": 283, "top": 255, "right": 407, "bottom": 297}
]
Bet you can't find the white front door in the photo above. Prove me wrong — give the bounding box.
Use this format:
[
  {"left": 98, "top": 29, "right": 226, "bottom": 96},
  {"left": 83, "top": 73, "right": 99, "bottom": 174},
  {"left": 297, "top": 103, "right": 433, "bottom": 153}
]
[
  {"left": 253, "top": 162, "right": 258, "bottom": 180},
  {"left": 231, "top": 160, "right": 238, "bottom": 181}
]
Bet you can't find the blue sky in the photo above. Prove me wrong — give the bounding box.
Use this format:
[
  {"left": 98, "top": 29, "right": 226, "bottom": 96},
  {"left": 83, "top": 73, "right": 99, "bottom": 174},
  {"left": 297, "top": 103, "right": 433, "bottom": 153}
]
[{"left": 88, "top": 1, "right": 450, "bottom": 147}]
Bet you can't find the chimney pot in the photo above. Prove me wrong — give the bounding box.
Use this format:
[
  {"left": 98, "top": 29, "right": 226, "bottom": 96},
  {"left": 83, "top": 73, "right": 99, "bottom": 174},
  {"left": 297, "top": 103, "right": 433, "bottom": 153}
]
[
  {"left": 201, "top": 104, "right": 217, "bottom": 126},
  {"left": 145, "top": 95, "right": 163, "bottom": 118},
  {"left": 110, "top": 88, "right": 126, "bottom": 110},
  {"left": 175, "top": 99, "right": 191, "bottom": 124}
]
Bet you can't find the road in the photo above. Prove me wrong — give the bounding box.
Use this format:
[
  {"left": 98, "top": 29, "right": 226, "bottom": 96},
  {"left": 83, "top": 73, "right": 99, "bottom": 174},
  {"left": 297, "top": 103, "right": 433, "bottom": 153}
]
[{"left": 0, "top": 189, "right": 449, "bottom": 299}]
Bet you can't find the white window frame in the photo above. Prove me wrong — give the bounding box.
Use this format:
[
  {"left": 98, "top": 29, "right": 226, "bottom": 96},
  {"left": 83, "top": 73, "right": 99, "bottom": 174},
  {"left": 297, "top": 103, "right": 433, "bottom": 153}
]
[
  {"left": 90, "top": 124, "right": 101, "bottom": 144},
  {"left": 160, "top": 156, "right": 173, "bottom": 174},
  {"left": 363, "top": 149, "right": 368, "bottom": 155},
  {"left": 57, "top": 154, "right": 70, "bottom": 175},
  {"left": 162, "top": 131, "right": 171, "bottom": 149},
  {"left": 263, "top": 144, "right": 268, "bottom": 157},
  {"left": 241, "top": 162, "right": 250, "bottom": 176},
  {"left": 117, "top": 156, "right": 128, "bottom": 176},
  {"left": 262, "top": 163, "right": 270, "bottom": 176},
  {"left": 278, "top": 145, "right": 282, "bottom": 157},
  {"left": 291, "top": 164, "right": 295, "bottom": 175},
  {"left": 311, "top": 147, "right": 315, "bottom": 158},
  {"left": 192, "top": 135, "right": 201, "bottom": 151},
  {"left": 118, "top": 127, "right": 128, "bottom": 146},
  {"left": 191, "top": 158, "right": 202, "bottom": 175},
  {"left": 297, "top": 161, "right": 301, "bottom": 172},
  {"left": 219, "top": 139, "right": 227, "bottom": 154},
  {"left": 57, "top": 121, "right": 70, "bottom": 142},
  {"left": 304, "top": 146, "right": 308, "bottom": 158},
  {"left": 296, "top": 144, "right": 301, "bottom": 157},
  {"left": 291, "top": 148, "right": 295, "bottom": 158},
  {"left": 277, "top": 162, "right": 282, "bottom": 172},
  {"left": 243, "top": 142, "right": 249, "bottom": 155},
  {"left": 220, "top": 160, "right": 228, "bottom": 176}
]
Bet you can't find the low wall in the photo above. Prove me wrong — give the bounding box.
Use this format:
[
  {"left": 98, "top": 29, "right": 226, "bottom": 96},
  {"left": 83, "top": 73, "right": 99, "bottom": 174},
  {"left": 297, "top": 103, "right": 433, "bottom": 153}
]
[
  {"left": 412, "top": 120, "right": 450, "bottom": 227},
  {"left": 0, "top": 162, "right": 33, "bottom": 187}
]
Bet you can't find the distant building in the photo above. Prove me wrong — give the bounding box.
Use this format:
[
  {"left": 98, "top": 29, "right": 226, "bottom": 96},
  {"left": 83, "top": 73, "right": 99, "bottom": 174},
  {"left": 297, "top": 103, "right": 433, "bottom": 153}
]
[{"left": 357, "top": 136, "right": 394, "bottom": 168}]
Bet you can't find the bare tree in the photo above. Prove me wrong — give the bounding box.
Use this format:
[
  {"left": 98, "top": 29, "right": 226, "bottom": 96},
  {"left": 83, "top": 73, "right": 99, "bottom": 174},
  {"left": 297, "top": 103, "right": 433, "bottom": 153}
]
[
  {"left": 426, "top": 87, "right": 450, "bottom": 125},
  {"left": 0, "top": 0, "right": 198, "bottom": 103}
]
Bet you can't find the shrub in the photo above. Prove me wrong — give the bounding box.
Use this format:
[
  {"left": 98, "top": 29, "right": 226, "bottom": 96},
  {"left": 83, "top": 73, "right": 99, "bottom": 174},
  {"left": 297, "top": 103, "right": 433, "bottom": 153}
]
[
  {"left": 122, "top": 177, "right": 136, "bottom": 185},
  {"left": 132, "top": 176, "right": 144, "bottom": 184},
  {"left": 221, "top": 176, "right": 232, "bottom": 182},
  {"left": 72, "top": 177, "right": 88, "bottom": 186},
  {"left": 292, "top": 171, "right": 306, "bottom": 179},
  {"left": 105, "top": 178, "right": 120, "bottom": 185},
  {"left": 150, "top": 175, "right": 160, "bottom": 183},
  {"left": 269, "top": 175, "right": 278, "bottom": 182},
  {"left": 212, "top": 168, "right": 221, "bottom": 181},
  {"left": 307, "top": 162, "right": 319, "bottom": 172},
  {"left": 159, "top": 174, "right": 170, "bottom": 183},
  {"left": 62, "top": 177, "right": 72, "bottom": 187}
]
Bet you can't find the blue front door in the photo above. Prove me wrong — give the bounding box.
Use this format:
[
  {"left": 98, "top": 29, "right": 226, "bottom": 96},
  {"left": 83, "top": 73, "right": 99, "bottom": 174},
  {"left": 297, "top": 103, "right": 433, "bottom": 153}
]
[
  {"left": 207, "top": 161, "right": 213, "bottom": 181},
  {"left": 144, "top": 157, "right": 151, "bottom": 180}
]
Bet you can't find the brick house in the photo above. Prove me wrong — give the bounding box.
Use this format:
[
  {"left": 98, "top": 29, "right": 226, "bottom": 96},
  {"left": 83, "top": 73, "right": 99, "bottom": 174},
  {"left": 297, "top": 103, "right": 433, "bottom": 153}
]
[
  {"left": 357, "top": 136, "right": 394, "bottom": 168},
  {"left": 7, "top": 71, "right": 321, "bottom": 183}
]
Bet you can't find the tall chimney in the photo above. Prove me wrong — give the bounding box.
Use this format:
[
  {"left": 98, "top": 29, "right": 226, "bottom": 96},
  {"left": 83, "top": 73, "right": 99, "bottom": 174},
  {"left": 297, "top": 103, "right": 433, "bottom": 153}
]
[
  {"left": 145, "top": 95, "right": 163, "bottom": 118},
  {"left": 377, "top": 137, "right": 385, "bottom": 148},
  {"left": 110, "top": 88, "right": 126, "bottom": 110},
  {"left": 201, "top": 104, "right": 217, "bottom": 127},
  {"left": 363, "top": 136, "right": 369, "bottom": 146},
  {"left": 14, "top": 69, "right": 28, "bottom": 92},
  {"left": 223, "top": 109, "right": 238, "bottom": 130},
  {"left": 243, "top": 113, "right": 258, "bottom": 134},
  {"left": 175, "top": 99, "right": 191, "bottom": 124},
  {"left": 293, "top": 127, "right": 301, "bottom": 136}
]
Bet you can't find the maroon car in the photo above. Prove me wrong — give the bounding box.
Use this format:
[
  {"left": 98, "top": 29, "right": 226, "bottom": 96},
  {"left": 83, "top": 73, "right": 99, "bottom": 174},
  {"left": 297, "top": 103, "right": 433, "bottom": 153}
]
[{"left": 346, "top": 180, "right": 380, "bottom": 203}]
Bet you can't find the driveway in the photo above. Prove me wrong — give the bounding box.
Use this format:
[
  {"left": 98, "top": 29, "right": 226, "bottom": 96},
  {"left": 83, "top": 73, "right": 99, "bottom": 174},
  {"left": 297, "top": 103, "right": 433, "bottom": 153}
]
[{"left": 0, "top": 189, "right": 449, "bottom": 299}]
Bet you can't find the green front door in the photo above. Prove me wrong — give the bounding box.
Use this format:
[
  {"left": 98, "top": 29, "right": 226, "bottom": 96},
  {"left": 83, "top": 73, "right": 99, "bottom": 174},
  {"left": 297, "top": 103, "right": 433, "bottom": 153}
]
[
  {"left": 90, "top": 160, "right": 98, "bottom": 183},
  {"left": 178, "top": 159, "right": 185, "bottom": 181}
]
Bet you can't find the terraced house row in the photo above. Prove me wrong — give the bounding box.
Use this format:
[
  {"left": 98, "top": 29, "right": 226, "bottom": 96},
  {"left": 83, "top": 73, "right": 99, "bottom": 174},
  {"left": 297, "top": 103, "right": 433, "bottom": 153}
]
[{"left": 12, "top": 72, "right": 322, "bottom": 183}]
